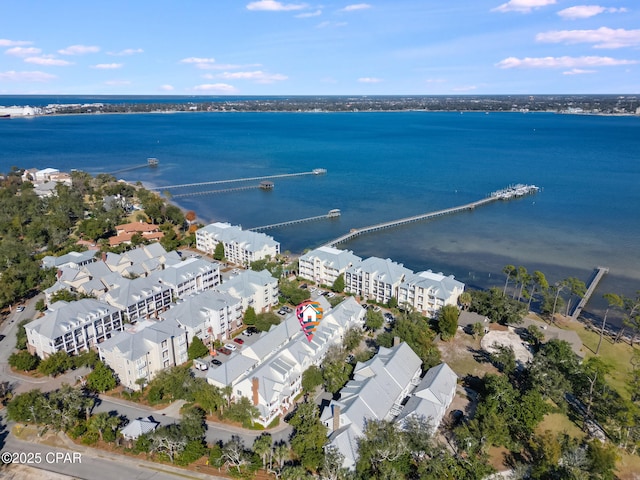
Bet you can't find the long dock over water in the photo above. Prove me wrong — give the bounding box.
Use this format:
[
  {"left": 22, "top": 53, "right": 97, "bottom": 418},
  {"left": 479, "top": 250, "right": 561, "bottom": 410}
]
[
  {"left": 170, "top": 185, "right": 264, "bottom": 198},
  {"left": 151, "top": 168, "right": 327, "bottom": 191},
  {"left": 249, "top": 209, "right": 341, "bottom": 232},
  {"left": 324, "top": 184, "right": 539, "bottom": 247},
  {"left": 571, "top": 266, "right": 609, "bottom": 321}
]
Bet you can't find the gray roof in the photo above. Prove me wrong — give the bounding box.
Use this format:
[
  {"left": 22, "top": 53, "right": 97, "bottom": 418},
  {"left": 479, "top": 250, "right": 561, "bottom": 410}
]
[
  {"left": 199, "top": 222, "right": 279, "bottom": 252},
  {"left": 99, "top": 320, "right": 184, "bottom": 361},
  {"left": 149, "top": 257, "right": 218, "bottom": 287},
  {"left": 160, "top": 290, "right": 240, "bottom": 329},
  {"left": 207, "top": 354, "right": 258, "bottom": 387},
  {"left": 100, "top": 275, "right": 172, "bottom": 310},
  {"left": 300, "top": 246, "right": 361, "bottom": 270},
  {"left": 41, "top": 250, "right": 97, "bottom": 269},
  {"left": 347, "top": 256, "right": 412, "bottom": 284},
  {"left": 396, "top": 363, "right": 458, "bottom": 428},
  {"left": 400, "top": 270, "right": 464, "bottom": 297},
  {"left": 25, "top": 299, "right": 121, "bottom": 340},
  {"left": 120, "top": 416, "right": 159, "bottom": 439},
  {"left": 216, "top": 269, "right": 276, "bottom": 299},
  {"left": 458, "top": 311, "right": 490, "bottom": 328}
]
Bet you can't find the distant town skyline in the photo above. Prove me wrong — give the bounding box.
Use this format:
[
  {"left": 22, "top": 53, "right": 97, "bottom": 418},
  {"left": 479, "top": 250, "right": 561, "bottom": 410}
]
[{"left": 1, "top": 0, "right": 638, "bottom": 95}]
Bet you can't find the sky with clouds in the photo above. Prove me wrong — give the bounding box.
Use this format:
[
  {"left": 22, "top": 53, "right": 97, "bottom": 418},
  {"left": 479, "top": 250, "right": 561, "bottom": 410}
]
[{"left": 1, "top": 0, "right": 638, "bottom": 95}]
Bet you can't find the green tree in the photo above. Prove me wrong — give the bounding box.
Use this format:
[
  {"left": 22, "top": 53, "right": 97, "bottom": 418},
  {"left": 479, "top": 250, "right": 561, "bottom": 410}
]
[
  {"left": 527, "top": 270, "right": 549, "bottom": 310},
  {"left": 289, "top": 401, "right": 327, "bottom": 470},
  {"left": 458, "top": 291, "right": 472, "bottom": 311},
  {"left": 489, "top": 344, "right": 516, "bottom": 375},
  {"left": 213, "top": 242, "right": 225, "bottom": 261},
  {"left": 86, "top": 361, "right": 118, "bottom": 393},
  {"left": 193, "top": 380, "right": 223, "bottom": 416},
  {"left": 364, "top": 309, "right": 384, "bottom": 332},
  {"left": 188, "top": 336, "right": 209, "bottom": 360},
  {"left": 502, "top": 265, "right": 516, "bottom": 296},
  {"left": 564, "top": 276, "right": 586, "bottom": 317},
  {"left": 437, "top": 305, "right": 459, "bottom": 340},
  {"left": 597, "top": 293, "right": 624, "bottom": 354},
  {"left": 38, "top": 350, "right": 73, "bottom": 377},
  {"left": 302, "top": 365, "right": 324, "bottom": 393},
  {"left": 88, "top": 411, "right": 121, "bottom": 442},
  {"left": 9, "top": 350, "right": 40, "bottom": 371},
  {"left": 244, "top": 306, "right": 257, "bottom": 326},
  {"left": 332, "top": 273, "right": 344, "bottom": 293},
  {"left": 355, "top": 419, "right": 409, "bottom": 479},
  {"left": 253, "top": 433, "right": 273, "bottom": 471}
]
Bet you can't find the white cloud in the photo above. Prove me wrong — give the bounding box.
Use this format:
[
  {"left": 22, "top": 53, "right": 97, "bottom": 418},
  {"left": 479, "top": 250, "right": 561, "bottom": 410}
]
[
  {"left": 160, "top": 84, "right": 175, "bottom": 91},
  {"left": 246, "top": 1, "right": 307, "bottom": 11},
  {"left": 317, "top": 21, "right": 348, "bottom": 28},
  {"left": 5, "top": 47, "right": 41, "bottom": 57},
  {"left": 180, "top": 57, "right": 218, "bottom": 69},
  {"left": 496, "top": 55, "right": 637, "bottom": 68},
  {"left": 214, "top": 70, "right": 288, "bottom": 83},
  {"left": 58, "top": 45, "right": 100, "bottom": 55},
  {"left": 104, "top": 80, "right": 131, "bottom": 86},
  {"left": 24, "top": 56, "right": 73, "bottom": 66},
  {"left": 562, "top": 68, "right": 596, "bottom": 75},
  {"left": 92, "top": 63, "right": 123, "bottom": 69},
  {"left": 492, "top": 0, "right": 556, "bottom": 13},
  {"left": 358, "top": 77, "right": 382, "bottom": 83},
  {"left": 341, "top": 3, "right": 371, "bottom": 12},
  {"left": 108, "top": 48, "right": 144, "bottom": 56},
  {"left": 536, "top": 27, "right": 640, "bottom": 49},
  {"left": 200, "top": 63, "right": 262, "bottom": 72},
  {"left": 0, "top": 70, "right": 56, "bottom": 82},
  {"left": 192, "top": 83, "right": 238, "bottom": 93},
  {"left": 0, "top": 39, "right": 32, "bottom": 47},
  {"left": 452, "top": 85, "right": 478, "bottom": 92},
  {"left": 296, "top": 9, "right": 322, "bottom": 17},
  {"left": 557, "top": 6, "right": 627, "bottom": 19}
]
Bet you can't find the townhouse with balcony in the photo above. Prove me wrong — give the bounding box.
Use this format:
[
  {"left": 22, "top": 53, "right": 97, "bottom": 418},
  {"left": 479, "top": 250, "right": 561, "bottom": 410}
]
[
  {"left": 97, "top": 319, "right": 188, "bottom": 391},
  {"left": 99, "top": 275, "right": 173, "bottom": 322},
  {"left": 149, "top": 257, "right": 220, "bottom": 299},
  {"left": 215, "top": 269, "right": 279, "bottom": 313},
  {"left": 195, "top": 222, "right": 280, "bottom": 267},
  {"left": 103, "top": 243, "right": 181, "bottom": 277},
  {"left": 397, "top": 270, "right": 465, "bottom": 317},
  {"left": 25, "top": 299, "right": 124, "bottom": 358},
  {"left": 344, "top": 256, "right": 413, "bottom": 305},
  {"left": 298, "top": 246, "right": 361, "bottom": 287},
  {"left": 41, "top": 250, "right": 97, "bottom": 270},
  {"left": 207, "top": 296, "right": 365, "bottom": 427},
  {"left": 160, "top": 290, "right": 243, "bottom": 344},
  {"left": 320, "top": 342, "right": 423, "bottom": 470}
]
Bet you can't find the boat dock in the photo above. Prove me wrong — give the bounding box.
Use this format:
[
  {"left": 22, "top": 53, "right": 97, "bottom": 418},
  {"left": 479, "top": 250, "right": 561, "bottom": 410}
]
[
  {"left": 150, "top": 168, "right": 327, "bottom": 191},
  {"left": 248, "top": 209, "right": 341, "bottom": 232},
  {"left": 324, "top": 184, "right": 539, "bottom": 248},
  {"left": 110, "top": 158, "right": 159, "bottom": 175},
  {"left": 571, "top": 266, "right": 609, "bottom": 321}
]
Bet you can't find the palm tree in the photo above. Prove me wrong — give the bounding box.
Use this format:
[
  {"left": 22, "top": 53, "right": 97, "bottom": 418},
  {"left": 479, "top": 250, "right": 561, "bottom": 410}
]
[
  {"left": 502, "top": 265, "right": 516, "bottom": 297},
  {"left": 458, "top": 292, "right": 472, "bottom": 311},
  {"left": 527, "top": 270, "right": 549, "bottom": 310},
  {"left": 550, "top": 280, "right": 567, "bottom": 323},
  {"left": 597, "top": 293, "right": 623, "bottom": 354}
]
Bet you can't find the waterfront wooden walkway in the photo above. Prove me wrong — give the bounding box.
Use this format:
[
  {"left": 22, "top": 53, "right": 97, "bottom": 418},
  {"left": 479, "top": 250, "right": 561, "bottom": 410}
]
[
  {"left": 110, "top": 163, "right": 152, "bottom": 175},
  {"left": 324, "top": 185, "right": 539, "bottom": 247},
  {"left": 249, "top": 209, "right": 341, "bottom": 232},
  {"left": 151, "top": 169, "right": 327, "bottom": 191},
  {"left": 571, "top": 266, "right": 609, "bottom": 321},
  {"left": 170, "top": 185, "right": 263, "bottom": 198}
]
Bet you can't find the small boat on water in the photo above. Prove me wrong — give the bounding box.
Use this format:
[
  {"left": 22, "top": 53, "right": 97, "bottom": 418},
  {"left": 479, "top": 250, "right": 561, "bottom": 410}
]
[{"left": 147, "top": 157, "right": 159, "bottom": 167}]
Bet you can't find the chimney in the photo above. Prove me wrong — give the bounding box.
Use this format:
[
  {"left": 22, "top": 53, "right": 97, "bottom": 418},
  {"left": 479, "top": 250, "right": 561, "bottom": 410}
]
[
  {"left": 332, "top": 405, "right": 341, "bottom": 433},
  {"left": 252, "top": 377, "right": 259, "bottom": 406},
  {"left": 57, "top": 269, "right": 63, "bottom": 279},
  {"left": 101, "top": 252, "right": 107, "bottom": 262}
]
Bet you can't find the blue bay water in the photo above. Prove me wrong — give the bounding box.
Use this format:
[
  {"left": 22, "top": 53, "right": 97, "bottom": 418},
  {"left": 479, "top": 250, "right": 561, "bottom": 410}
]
[{"left": 1, "top": 109, "right": 639, "bottom": 320}]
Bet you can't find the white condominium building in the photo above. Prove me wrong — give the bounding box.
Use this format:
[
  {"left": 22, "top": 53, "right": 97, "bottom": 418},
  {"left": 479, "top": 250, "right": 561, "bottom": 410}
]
[
  {"left": 98, "top": 320, "right": 189, "bottom": 391},
  {"left": 344, "top": 256, "right": 413, "bottom": 305},
  {"left": 215, "top": 269, "right": 279, "bottom": 314},
  {"left": 196, "top": 222, "right": 280, "bottom": 267},
  {"left": 398, "top": 270, "right": 465, "bottom": 317},
  {"left": 298, "top": 246, "right": 361, "bottom": 287},
  {"left": 25, "top": 299, "right": 124, "bottom": 358}
]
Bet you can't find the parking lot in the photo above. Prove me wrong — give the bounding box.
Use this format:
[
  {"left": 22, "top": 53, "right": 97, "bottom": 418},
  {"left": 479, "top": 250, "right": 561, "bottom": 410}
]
[{"left": 191, "top": 326, "right": 261, "bottom": 375}]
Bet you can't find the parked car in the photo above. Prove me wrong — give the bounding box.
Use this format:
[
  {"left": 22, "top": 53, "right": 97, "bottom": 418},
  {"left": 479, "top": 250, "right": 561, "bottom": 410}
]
[
  {"left": 225, "top": 343, "right": 237, "bottom": 351},
  {"left": 326, "top": 292, "right": 335, "bottom": 298},
  {"left": 218, "top": 347, "right": 232, "bottom": 355},
  {"left": 211, "top": 358, "right": 222, "bottom": 366},
  {"left": 277, "top": 308, "right": 287, "bottom": 315},
  {"left": 233, "top": 338, "right": 244, "bottom": 345},
  {"left": 16, "top": 305, "right": 25, "bottom": 312},
  {"left": 194, "top": 361, "right": 208, "bottom": 371},
  {"left": 283, "top": 306, "right": 292, "bottom": 313},
  {"left": 300, "top": 283, "right": 308, "bottom": 289},
  {"left": 244, "top": 329, "right": 253, "bottom": 336},
  {"left": 247, "top": 326, "right": 259, "bottom": 334}
]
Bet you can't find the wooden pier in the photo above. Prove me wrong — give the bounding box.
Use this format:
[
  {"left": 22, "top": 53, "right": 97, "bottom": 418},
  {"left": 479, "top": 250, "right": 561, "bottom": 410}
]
[
  {"left": 248, "top": 209, "right": 341, "bottom": 232},
  {"left": 170, "top": 184, "right": 264, "bottom": 198},
  {"left": 151, "top": 168, "right": 327, "bottom": 191},
  {"left": 324, "top": 185, "right": 539, "bottom": 248},
  {"left": 571, "top": 266, "right": 609, "bottom": 321}
]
